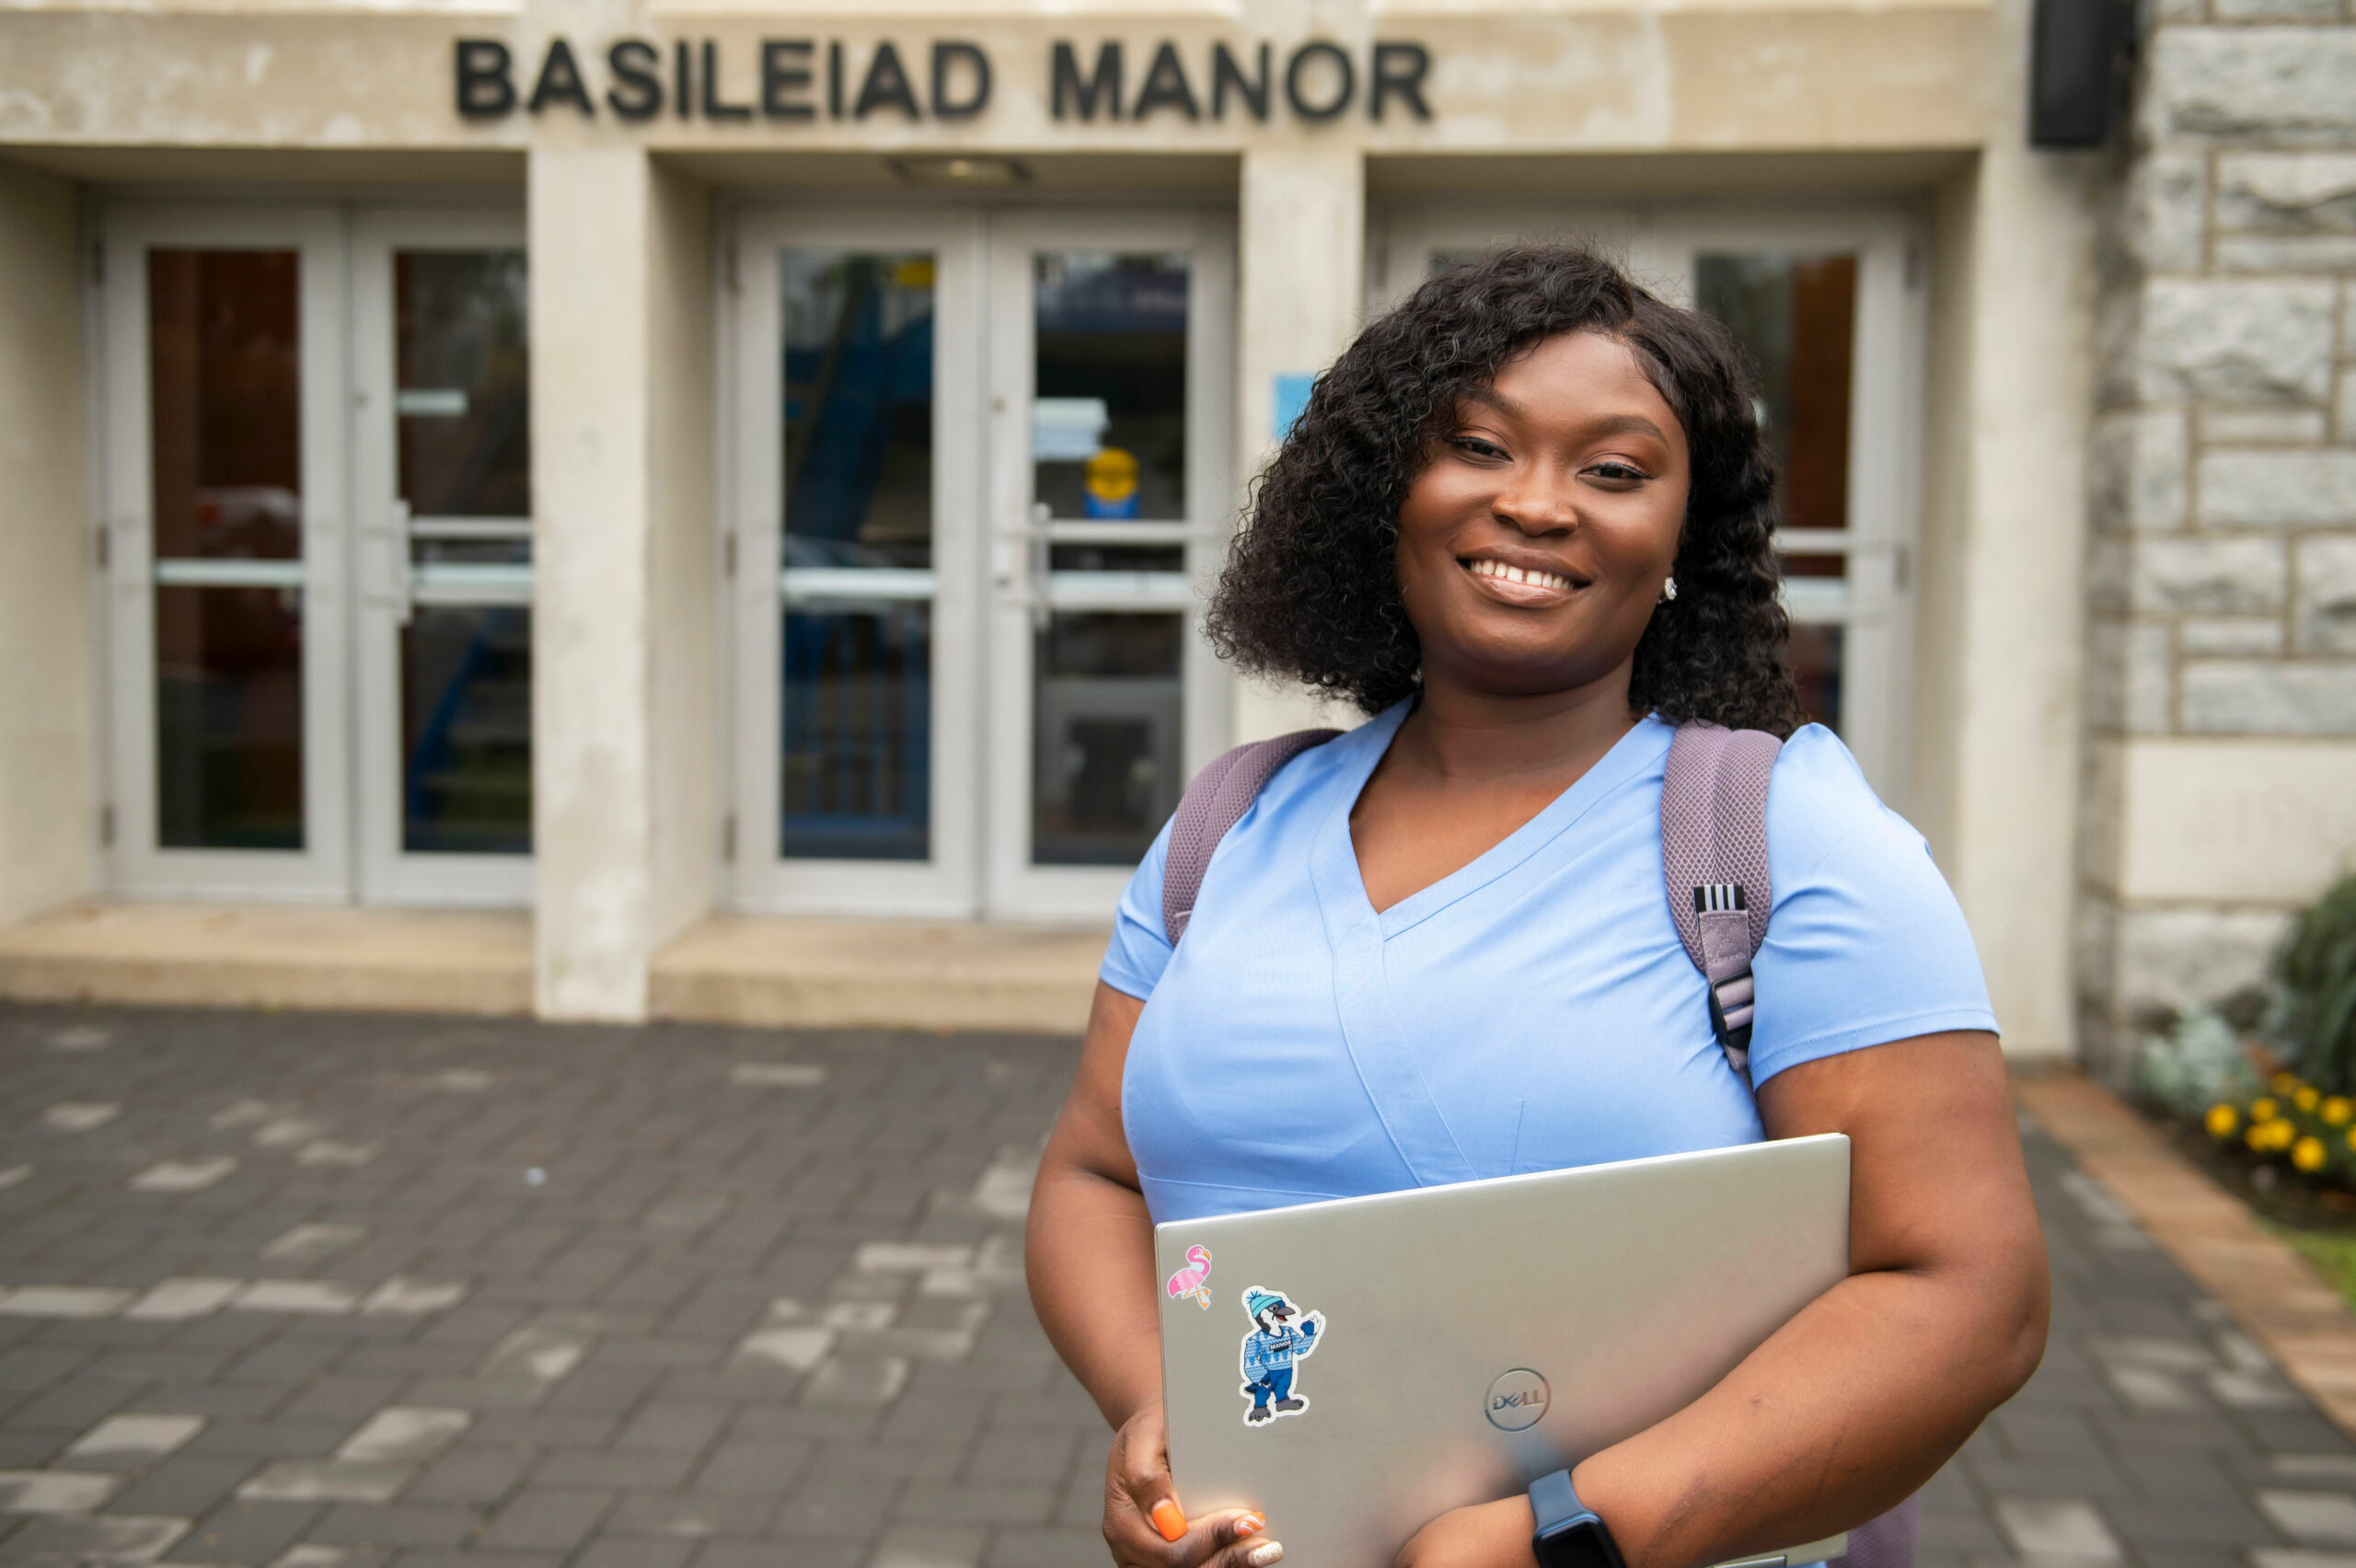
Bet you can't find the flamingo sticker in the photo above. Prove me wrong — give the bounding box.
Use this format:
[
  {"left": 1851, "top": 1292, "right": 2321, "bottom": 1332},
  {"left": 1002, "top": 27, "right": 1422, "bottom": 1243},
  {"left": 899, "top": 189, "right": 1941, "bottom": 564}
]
[{"left": 1166, "top": 1245, "right": 1214, "bottom": 1309}]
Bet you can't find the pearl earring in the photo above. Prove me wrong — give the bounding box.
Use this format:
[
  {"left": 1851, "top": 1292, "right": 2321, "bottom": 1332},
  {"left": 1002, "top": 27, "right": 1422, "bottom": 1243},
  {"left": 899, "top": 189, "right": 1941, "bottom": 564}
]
[{"left": 1661, "top": 576, "right": 1678, "bottom": 603}]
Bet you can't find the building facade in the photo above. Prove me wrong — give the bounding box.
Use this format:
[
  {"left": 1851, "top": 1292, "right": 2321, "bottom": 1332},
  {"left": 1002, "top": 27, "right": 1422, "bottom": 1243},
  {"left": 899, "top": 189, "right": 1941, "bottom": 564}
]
[{"left": 0, "top": 0, "right": 2348, "bottom": 1052}]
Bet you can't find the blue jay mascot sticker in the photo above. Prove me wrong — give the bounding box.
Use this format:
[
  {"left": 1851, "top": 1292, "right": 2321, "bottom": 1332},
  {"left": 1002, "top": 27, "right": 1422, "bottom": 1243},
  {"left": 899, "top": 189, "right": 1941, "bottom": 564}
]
[{"left": 1237, "top": 1286, "right": 1324, "bottom": 1426}]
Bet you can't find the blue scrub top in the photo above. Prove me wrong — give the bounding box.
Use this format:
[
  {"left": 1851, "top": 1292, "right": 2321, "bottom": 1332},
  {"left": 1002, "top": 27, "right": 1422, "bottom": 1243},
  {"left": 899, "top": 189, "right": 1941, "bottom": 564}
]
[{"left": 1103, "top": 702, "right": 1998, "bottom": 1226}]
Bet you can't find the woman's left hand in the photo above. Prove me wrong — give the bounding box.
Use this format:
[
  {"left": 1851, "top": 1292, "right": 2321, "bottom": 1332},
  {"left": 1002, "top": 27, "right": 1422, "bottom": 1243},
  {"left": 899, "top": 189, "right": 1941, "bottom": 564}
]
[{"left": 1394, "top": 1496, "right": 1538, "bottom": 1568}]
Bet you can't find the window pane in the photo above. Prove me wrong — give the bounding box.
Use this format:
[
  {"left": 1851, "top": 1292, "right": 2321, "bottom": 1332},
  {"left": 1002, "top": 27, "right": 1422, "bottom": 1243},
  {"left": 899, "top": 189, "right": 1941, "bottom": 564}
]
[
  {"left": 1033, "top": 612, "right": 1183, "bottom": 866},
  {"left": 156, "top": 584, "right": 304, "bottom": 849},
  {"left": 402, "top": 605, "right": 532, "bottom": 855},
  {"left": 1692, "top": 252, "right": 1856, "bottom": 552},
  {"left": 148, "top": 250, "right": 301, "bottom": 562},
  {"left": 396, "top": 250, "right": 530, "bottom": 526},
  {"left": 782, "top": 605, "right": 930, "bottom": 861},
  {"left": 1786, "top": 622, "right": 1844, "bottom": 735},
  {"left": 783, "top": 252, "right": 935, "bottom": 571},
  {"left": 1034, "top": 252, "right": 1187, "bottom": 522}
]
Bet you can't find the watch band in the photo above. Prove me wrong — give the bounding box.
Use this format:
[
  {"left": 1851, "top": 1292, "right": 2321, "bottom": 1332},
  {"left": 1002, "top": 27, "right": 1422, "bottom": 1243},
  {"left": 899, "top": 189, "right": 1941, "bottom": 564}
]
[
  {"left": 1530, "top": 1469, "right": 1587, "bottom": 1533},
  {"left": 1529, "top": 1469, "right": 1628, "bottom": 1568}
]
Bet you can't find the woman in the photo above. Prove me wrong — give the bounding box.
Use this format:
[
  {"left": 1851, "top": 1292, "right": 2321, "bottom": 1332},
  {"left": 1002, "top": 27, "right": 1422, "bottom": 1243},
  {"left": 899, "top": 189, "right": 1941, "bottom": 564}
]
[{"left": 1024, "top": 246, "right": 2048, "bottom": 1568}]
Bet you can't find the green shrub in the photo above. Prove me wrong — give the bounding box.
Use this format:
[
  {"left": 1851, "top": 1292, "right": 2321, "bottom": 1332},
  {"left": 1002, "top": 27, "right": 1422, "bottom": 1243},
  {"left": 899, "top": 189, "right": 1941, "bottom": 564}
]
[{"left": 2269, "top": 872, "right": 2356, "bottom": 1096}]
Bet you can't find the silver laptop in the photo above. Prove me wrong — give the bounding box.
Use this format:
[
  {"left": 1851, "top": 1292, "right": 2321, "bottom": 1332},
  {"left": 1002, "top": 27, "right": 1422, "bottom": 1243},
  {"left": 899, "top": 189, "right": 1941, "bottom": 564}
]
[{"left": 1155, "top": 1134, "right": 1853, "bottom": 1568}]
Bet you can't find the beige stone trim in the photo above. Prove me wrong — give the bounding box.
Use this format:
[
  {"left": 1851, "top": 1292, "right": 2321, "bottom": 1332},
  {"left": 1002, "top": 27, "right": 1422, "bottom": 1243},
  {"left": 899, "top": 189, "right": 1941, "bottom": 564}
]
[
  {"left": 649, "top": 916, "right": 1101, "bottom": 1033},
  {"left": 2016, "top": 1073, "right": 2356, "bottom": 1435},
  {"left": 0, "top": 904, "right": 533, "bottom": 1016}
]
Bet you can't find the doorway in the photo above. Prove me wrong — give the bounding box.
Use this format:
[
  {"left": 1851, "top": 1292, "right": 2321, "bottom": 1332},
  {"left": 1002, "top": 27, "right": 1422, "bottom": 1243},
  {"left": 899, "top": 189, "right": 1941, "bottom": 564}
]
[
  {"left": 98, "top": 202, "right": 534, "bottom": 905},
  {"left": 727, "top": 204, "right": 1234, "bottom": 921}
]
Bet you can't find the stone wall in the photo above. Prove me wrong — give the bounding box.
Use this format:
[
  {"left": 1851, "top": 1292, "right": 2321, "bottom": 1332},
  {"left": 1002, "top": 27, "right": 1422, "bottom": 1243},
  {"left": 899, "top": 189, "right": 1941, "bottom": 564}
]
[{"left": 2081, "top": 10, "right": 2356, "bottom": 1078}]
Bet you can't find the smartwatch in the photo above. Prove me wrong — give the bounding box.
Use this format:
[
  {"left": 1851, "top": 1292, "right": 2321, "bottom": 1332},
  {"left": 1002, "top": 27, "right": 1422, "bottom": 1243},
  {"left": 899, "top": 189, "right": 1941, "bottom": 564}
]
[{"left": 1530, "top": 1469, "right": 1628, "bottom": 1568}]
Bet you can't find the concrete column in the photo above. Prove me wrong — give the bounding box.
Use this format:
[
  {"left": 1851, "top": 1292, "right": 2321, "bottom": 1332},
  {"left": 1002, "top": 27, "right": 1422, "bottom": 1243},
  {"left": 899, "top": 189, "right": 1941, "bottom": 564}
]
[
  {"left": 1941, "top": 39, "right": 2103, "bottom": 1061},
  {"left": 1230, "top": 143, "right": 1366, "bottom": 744},
  {"left": 0, "top": 163, "right": 95, "bottom": 928},
  {"left": 530, "top": 146, "right": 716, "bottom": 1020}
]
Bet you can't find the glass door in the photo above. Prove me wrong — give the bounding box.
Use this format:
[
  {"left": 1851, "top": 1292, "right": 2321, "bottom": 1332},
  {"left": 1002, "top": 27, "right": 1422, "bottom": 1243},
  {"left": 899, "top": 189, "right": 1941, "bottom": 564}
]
[
  {"left": 352, "top": 212, "right": 534, "bottom": 905},
  {"left": 730, "top": 210, "right": 986, "bottom": 917},
  {"left": 985, "top": 210, "right": 1234, "bottom": 920},
  {"left": 100, "top": 207, "right": 351, "bottom": 898},
  {"left": 1650, "top": 212, "right": 1921, "bottom": 798},
  {"left": 1371, "top": 203, "right": 1923, "bottom": 803}
]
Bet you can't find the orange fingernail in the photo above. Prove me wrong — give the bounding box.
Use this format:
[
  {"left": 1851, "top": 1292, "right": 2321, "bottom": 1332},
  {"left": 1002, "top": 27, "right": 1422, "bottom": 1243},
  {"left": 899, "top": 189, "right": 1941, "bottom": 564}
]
[
  {"left": 1237, "top": 1513, "right": 1266, "bottom": 1538},
  {"left": 1151, "top": 1500, "right": 1187, "bottom": 1542}
]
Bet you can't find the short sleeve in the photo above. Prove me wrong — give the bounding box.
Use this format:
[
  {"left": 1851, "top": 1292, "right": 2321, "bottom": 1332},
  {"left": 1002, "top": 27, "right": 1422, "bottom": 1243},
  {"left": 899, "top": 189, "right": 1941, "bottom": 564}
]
[
  {"left": 1100, "top": 816, "right": 1177, "bottom": 1001},
  {"left": 1744, "top": 725, "right": 2000, "bottom": 1086}
]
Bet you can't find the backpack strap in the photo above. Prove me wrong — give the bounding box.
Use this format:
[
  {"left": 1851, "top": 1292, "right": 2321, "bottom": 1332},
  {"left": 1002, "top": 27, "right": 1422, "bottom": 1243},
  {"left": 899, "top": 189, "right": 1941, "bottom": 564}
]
[
  {"left": 1162, "top": 729, "right": 1342, "bottom": 946},
  {"left": 1662, "top": 722, "right": 1783, "bottom": 1083}
]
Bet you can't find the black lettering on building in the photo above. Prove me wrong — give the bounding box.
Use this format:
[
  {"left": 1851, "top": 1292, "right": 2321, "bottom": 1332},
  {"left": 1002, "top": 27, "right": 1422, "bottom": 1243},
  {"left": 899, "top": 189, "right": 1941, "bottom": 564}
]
[
  {"left": 853, "top": 41, "right": 921, "bottom": 118},
  {"left": 701, "top": 40, "right": 753, "bottom": 119},
  {"left": 674, "top": 40, "right": 691, "bottom": 120},
  {"left": 930, "top": 40, "right": 990, "bottom": 119},
  {"left": 1132, "top": 41, "right": 1199, "bottom": 120},
  {"left": 827, "top": 40, "right": 845, "bottom": 119},
  {"left": 606, "top": 39, "right": 661, "bottom": 120},
  {"left": 528, "top": 38, "right": 595, "bottom": 116},
  {"left": 454, "top": 38, "right": 515, "bottom": 119},
  {"left": 1211, "top": 41, "right": 1268, "bottom": 121},
  {"left": 1051, "top": 40, "right": 1123, "bottom": 121},
  {"left": 1369, "top": 41, "right": 1432, "bottom": 120},
  {"left": 761, "top": 40, "right": 815, "bottom": 121},
  {"left": 1284, "top": 40, "right": 1354, "bottom": 121}
]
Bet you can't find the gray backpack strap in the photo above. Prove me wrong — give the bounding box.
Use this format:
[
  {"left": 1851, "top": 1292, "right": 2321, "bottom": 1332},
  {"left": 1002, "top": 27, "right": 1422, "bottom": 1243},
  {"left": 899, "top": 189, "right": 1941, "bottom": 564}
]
[
  {"left": 1162, "top": 729, "right": 1342, "bottom": 946},
  {"left": 1662, "top": 722, "right": 1783, "bottom": 1082}
]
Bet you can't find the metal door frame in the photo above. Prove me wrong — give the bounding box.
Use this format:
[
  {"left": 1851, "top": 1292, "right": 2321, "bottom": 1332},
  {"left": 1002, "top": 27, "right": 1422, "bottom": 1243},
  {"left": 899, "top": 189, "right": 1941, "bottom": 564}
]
[
  {"left": 98, "top": 204, "right": 352, "bottom": 900},
  {"left": 350, "top": 208, "right": 534, "bottom": 906},
  {"left": 727, "top": 205, "right": 988, "bottom": 917}
]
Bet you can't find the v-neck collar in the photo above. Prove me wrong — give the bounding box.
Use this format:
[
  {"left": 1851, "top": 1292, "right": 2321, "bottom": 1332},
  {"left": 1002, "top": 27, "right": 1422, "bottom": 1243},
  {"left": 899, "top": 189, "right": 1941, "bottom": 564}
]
[{"left": 1324, "top": 702, "right": 1672, "bottom": 941}]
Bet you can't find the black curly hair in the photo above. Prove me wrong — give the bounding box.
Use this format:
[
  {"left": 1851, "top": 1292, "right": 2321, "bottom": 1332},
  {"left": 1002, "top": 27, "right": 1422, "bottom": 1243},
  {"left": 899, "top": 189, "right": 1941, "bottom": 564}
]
[{"left": 1206, "top": 244, "right": 1804, "bottom": 734}]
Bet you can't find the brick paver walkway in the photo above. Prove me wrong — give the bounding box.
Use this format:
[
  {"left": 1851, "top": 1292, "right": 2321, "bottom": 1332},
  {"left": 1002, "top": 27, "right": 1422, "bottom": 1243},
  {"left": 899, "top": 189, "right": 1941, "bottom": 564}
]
[{"left": 2, "top": 1005, "right": 2353, "bottom": 1568}]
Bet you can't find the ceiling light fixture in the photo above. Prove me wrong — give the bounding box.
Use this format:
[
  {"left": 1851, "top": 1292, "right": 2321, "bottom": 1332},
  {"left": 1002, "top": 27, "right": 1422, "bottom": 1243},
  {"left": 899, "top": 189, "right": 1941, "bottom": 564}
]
[{"left": 889, "top": 155, "right": 1032, "bottom": 187}]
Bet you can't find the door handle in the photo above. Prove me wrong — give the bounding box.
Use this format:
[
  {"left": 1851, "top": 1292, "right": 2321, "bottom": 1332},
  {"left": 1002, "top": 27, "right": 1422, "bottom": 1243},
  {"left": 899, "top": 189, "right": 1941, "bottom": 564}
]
[{"left": 359, "top": 498, "right": 413, "bottom": 627}]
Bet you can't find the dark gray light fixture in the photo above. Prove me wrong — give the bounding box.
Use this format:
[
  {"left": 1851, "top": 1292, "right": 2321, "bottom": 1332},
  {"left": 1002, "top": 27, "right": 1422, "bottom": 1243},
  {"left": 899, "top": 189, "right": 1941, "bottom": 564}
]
[
  {"left": 2029, "top": 0, "right": 2134, "bottom": 146},
  {"left": 889, "top": 156, "right": 1032, "bottom": 186}
]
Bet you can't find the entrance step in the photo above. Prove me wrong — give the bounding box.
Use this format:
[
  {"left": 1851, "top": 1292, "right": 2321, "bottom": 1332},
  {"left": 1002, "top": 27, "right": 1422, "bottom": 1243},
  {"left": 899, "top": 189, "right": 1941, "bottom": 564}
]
[
  {"left": 651, "top": 917, "right": 1103, "bottom": 1034},
  {"left": 0, "top": 905, "right": 1103, "bottom": 1032},
  {"left": 0, "top": 903, "right": 532, "bottom": 1015}
]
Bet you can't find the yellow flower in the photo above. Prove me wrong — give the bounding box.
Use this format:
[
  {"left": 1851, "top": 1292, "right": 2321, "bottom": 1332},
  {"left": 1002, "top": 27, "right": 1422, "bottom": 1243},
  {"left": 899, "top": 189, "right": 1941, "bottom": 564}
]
[
  {"left": 2254, "top": 1098, "right": 2280, "bottom": 1122},
  {"left": 2298, "top": 1086, "right": 2323, "bottom": 1113},
  {"left": 2279, "top": 1121, "right": 2303, "bottom": 1150},
  {"left": 2274, "top": 1072, "right": 2299, "bottom": 1096},
  {"left": 2328, "top": 1098, "right": 2353, "bottom": 1126},
  {"left": 2207, "top": 1103, "right": 2242, "bottom": 1137},
  {"left": 2295, "top": 1136, "right": 2328, "bottom": 1172}
]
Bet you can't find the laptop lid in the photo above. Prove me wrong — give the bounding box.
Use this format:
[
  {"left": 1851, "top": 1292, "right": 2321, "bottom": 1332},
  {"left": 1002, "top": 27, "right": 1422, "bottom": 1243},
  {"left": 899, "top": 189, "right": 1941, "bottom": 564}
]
[{"left": 1155, "top": 1134, "right": 1852, "bottom": 1568}]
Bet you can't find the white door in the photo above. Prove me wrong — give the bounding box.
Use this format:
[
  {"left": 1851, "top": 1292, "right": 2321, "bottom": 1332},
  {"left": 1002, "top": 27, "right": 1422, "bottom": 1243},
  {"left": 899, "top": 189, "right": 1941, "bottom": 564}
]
[
  {"left": 984, "top": 210, "right": 1234, "bottom": 920},
  {"left": 100, "top": 206, "right": 352, "bottom": 900},
  {"left": 727, "top": 204, "right": 1233, "bottom": 921},
  {"left": 1372, "top": 204, "right": 1924, "bottom": 804},
  {"left": 351, "top": 212, "right": 535, "bottom": 905},
  {"left": 729, "top": 209, "right": 987, "bottom": 917},
  {"left": 99, "top": 202, "right": 531, "bottom": 905}
]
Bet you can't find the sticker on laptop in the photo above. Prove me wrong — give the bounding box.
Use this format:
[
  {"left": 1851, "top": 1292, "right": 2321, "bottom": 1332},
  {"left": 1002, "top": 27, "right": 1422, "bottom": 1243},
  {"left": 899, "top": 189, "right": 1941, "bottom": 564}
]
[
  {"left": 1238, "top": 1286, "right": 1324, "bottom": 1426},
  {"left": 1166, "top": 1245, "right": 1214, "bottom": 1309}
]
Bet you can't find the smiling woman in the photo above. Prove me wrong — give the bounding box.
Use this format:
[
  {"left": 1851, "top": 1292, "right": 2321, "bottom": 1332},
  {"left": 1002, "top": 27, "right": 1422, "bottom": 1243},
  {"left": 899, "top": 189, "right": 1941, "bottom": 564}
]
[{"left": 1024, "top": 246, "right": 2046, "bottom": 1568}]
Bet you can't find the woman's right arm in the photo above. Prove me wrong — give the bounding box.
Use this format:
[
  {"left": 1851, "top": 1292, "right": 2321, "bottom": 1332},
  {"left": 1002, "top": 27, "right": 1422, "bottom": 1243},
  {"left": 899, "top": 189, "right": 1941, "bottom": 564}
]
[{"left": 1027, "top": 981, "right": 1281, "bottom": 1568}]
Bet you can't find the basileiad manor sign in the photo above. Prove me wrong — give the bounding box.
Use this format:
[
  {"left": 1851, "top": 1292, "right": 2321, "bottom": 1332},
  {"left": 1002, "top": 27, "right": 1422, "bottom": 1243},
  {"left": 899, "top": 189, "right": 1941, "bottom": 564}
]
[{"left": 455, "top": 37, "right": 1435, "bottom": 125}]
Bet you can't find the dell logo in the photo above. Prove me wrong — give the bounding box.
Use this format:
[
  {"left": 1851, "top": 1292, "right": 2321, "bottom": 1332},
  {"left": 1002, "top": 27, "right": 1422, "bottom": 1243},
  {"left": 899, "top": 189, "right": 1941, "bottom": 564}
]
[{"left": 1484, "top": 1367, "right": 1551, "bottom": 1432}]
